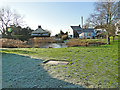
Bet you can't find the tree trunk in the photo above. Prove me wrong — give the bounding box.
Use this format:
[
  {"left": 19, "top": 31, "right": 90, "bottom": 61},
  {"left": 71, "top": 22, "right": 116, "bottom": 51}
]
[
  {"left": 113, "top": 35, "right": 115, "bottom": 42},
  {"left": 2, "top": 32, "right": 6, "bottom": 38},
  {"left": 108, "top": 36, "right": 110, "bottom": 45}
]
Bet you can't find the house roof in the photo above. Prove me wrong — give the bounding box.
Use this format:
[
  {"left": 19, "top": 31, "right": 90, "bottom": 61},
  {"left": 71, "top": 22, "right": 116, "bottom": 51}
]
[
  {"left": 82, "top": 28, "right": 95, "bottom": 32},
  {"left": 71, "top": 26, "right": 95, "bottom": 33},
  {"left": 32, "top": 26, "right": 48, "bottom": 34},
  {"left": 71, "top": 26, "right": 81, "bottom": 30}
]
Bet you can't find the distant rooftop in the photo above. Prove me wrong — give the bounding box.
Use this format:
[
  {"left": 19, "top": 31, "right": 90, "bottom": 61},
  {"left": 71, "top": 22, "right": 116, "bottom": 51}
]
[
  {"left": 71, "top": 26, "right": 81, "bottom": 31},
  {"left": 32, "top": 25, "right": 48, "bottom": 34},
  {"left": 71, "top": 25, "right": 95, "bottom": 33}
]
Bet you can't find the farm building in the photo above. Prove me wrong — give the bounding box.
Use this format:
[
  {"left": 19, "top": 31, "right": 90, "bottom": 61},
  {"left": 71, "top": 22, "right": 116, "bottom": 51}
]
[
  {"left": 31, "top": 26, "right": 51, "bottom": 37},
  {"left": 68, "top": 25, "right": 96, "bottom": 39}
]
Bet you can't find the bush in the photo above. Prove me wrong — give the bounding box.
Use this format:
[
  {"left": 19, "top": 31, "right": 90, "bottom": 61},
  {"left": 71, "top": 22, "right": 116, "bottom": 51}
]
[
  {"left": 61, "top": 35, "right": 68, "bottom": 40},
  {"left": 66, "top": 39, "right": 107, "bottom": 47},
  {"left": 2, "top": 38, "right": 25, "bottom": 48}
]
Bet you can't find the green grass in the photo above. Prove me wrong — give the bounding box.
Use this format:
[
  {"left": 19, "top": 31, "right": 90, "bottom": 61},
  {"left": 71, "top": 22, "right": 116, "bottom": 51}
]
[{"left": 1, "top": 38, "right": 119, "bottom": 88}]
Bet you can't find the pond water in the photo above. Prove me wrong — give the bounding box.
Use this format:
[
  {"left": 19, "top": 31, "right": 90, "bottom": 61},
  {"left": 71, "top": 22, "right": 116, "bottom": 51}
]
[{"left": 33, "top": 43, "right": 68, "bottom": 48}]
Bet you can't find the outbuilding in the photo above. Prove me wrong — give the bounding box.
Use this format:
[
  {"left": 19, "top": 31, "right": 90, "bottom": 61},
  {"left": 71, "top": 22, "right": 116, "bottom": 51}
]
[{"left": 31, "top": 26, "right": 50, "bottom": 37}]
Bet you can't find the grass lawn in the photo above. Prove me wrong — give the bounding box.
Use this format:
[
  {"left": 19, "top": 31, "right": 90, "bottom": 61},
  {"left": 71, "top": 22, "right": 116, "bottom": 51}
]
[{"left": 1, "top": 37, "right": 119, "bottom": 88}]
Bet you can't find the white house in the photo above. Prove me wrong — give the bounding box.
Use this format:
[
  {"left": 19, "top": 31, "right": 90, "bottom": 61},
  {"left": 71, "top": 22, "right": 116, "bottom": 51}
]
[
  {"left": 115, "top": 20, "right": 120, "bottom": 35},
  {"left": 68, "top": 25, "right": 96, "bottom": 38}
]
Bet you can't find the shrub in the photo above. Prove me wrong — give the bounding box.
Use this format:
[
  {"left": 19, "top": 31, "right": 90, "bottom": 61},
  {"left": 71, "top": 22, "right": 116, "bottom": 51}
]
[
  {"left": 66, "top": 39, "right": 107, "bottom": 47},
  {"left": 61, "top": 35, "right": 68, "bottom": 40},
  {"left": 2, "top": 38, "right": 25, "bottom": 48}
]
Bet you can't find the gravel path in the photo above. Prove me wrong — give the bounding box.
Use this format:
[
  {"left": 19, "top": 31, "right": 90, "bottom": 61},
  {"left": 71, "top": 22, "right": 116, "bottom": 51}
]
[{"left": 2, "top": 53, "right": 83, "bottom": 88}]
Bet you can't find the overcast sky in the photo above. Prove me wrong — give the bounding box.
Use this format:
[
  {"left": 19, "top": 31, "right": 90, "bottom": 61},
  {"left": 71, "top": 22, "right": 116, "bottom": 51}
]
[{"left": 0, "top": 0, "right": 96, "bottom": 35}]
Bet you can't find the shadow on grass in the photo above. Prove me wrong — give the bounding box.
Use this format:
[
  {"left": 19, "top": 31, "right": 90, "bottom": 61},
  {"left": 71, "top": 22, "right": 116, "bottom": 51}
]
[
  {"left": 2, "top": 53, "right": 85, "bottom": 88},
  {"left": 2, "top": 49, "right": 36, "bottom": 54}
]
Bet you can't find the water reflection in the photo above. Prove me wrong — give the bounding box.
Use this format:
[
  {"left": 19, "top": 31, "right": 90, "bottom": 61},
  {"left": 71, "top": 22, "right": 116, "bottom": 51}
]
[{"left": 33, "top": 43, "right": 68, "bottom": 48}]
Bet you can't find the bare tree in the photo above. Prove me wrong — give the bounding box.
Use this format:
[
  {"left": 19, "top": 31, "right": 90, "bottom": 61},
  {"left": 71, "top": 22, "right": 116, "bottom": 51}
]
[
  {"left": 95, "top": 1, "right": 118, "bottom": 24},
  {"left": 86, "top": 0, "right": 118, "bottom": 44},
  {"left": 13, "top": 11, "right": 24, "bottom": 26},
  {"left": 0, "top": 7, "right": 23, "bottom": 36}
]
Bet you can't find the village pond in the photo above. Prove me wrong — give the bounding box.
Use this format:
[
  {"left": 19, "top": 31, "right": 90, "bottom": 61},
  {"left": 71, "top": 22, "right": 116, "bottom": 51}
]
[
  {"left": 1, "top": 38, "right": 108, "bottom": 48},
  {"left": 32, "top": 43, "right": 68, "bottom": 48}
]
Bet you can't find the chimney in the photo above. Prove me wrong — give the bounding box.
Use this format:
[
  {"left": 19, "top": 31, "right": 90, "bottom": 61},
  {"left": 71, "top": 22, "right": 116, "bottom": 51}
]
[
  {"left": 38, "top": 25, "right": 41, "bottom": 28},
  {"left": 81, "top": 16, "right": 83, "bottom": 28}
]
